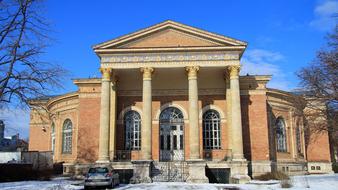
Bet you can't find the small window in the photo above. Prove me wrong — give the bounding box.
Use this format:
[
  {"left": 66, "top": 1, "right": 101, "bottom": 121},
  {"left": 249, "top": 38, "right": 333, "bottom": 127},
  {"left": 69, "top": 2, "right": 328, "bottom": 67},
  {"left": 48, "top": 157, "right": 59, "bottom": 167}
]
[
  {"left": 296, "top": 125, "right": 302, "bottom": 154},
  {"left": 275, "top": 117, "right": 287, "bottom": 152},
  {"left": 311, "top": 166, "right": 315, "bottom": 170},
  {"left": 51, "top": 122, "right": 55, "bottom": 154},
  {"left": 62, "top": 119, "right": 72, "bottom": 154},
  {"left": 316, "top": 166, "right": 321, "bottom": 170}
]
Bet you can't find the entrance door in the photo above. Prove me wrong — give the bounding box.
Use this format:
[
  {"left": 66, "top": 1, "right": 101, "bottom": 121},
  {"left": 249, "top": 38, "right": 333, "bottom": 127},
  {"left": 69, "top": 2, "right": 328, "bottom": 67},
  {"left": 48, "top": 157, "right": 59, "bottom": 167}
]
[
  {"left": 159, "top": 107, "right": 184, "bottom": 161},
  {"left": 160, "top": 124, "right": 184, "bottom": 161}
]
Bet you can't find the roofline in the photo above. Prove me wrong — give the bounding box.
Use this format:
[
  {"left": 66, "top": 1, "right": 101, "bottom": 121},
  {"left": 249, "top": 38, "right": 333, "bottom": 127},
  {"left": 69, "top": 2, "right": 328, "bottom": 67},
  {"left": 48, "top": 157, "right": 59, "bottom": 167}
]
[
  {"left": 73, "top": 78, "right": 101, "bottom": 84},
  {"left": 267, "top": 88, "right": 298, "bottom": 98},
  {"left": 46, "top": 92, "right": 78, "bottom": 108},
  {"left": 94, "top": 46, "right": 246, "bottom": 54},
  {"left": 92, "top": 20, "right": 248, "bottom": 50},
  {"left": 240, "top": 75, "right": 272, "bottom": 81}
]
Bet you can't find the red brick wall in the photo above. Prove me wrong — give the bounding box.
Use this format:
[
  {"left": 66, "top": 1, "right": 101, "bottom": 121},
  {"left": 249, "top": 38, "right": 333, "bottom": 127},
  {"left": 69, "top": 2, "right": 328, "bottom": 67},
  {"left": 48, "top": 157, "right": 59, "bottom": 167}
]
[
  {"left": 76, "top": 97, "right": 101, "bottom": 163},
  {"left": 28, "top": 121, "right": 50, "bottom": 151},
  {"left": 241, "top": 94, "right": 270, "bottom": 161},
  {"left": 307, "top": 131, "right": 331, "bottom": 162}
]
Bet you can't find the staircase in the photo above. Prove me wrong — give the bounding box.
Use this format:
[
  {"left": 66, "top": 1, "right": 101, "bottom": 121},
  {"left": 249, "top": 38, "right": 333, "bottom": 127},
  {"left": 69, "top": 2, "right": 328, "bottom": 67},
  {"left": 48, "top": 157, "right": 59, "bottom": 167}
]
[{"left": 151, "top": 161, "right": 189, "bottom": 182}]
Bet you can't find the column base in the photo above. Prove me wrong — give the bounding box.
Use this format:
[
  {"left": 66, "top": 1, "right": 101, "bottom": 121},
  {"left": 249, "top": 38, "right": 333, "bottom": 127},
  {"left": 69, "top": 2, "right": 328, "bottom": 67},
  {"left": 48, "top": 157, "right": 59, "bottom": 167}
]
[
  {"left": 230, "top": 159, "right": 251, "bottom": 184},
  {"left": 130, "top": 160, "right": 153, "bottom": 184},
  {"left": 186, "top": 160, "right": 209, "bottom": 183}
]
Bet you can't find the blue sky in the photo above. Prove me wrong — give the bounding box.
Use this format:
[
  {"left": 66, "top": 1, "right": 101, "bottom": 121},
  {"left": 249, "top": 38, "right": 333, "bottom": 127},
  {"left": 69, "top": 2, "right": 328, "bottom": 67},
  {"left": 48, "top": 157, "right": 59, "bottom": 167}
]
[{"left": 0, "top": 0, "right": 337, "bottom": 139}]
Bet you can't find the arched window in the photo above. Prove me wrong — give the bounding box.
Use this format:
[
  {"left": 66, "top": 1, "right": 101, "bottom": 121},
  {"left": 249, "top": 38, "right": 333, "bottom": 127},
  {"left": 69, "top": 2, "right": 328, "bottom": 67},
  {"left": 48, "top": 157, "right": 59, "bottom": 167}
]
[
  {"left": 203, "top": 109, "right": 221, "bottom": 150},
  {"left": 51, "top": 122, "right": 55, "bottom": 154},
  {"left": 296, "top": 124, "right": 302, "bottom": 154},
  {"left": 124, "top": 111, "right": 141, "bottom": 150},
  {"left": 62, "top": 119, "right": 72, "bottom": 153},
  {"left": 159, "top": 107, "right": 184, "bottom": 124},
  {"left": 275, "top": 117, "right": 287, "bottom": 152}
]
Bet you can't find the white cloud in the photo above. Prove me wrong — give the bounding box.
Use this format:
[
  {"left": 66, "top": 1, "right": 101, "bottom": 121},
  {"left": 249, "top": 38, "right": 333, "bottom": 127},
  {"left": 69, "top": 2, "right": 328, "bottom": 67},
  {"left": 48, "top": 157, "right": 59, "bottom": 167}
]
[
  {"left": 310, "top": 0, "right": 338, "bottom": 31},
  {"left": 0, "top": 109, "right": 30, "bottom": 139},
  {"left": 241, "top": 49, "right": 291, "bottom": 90}
]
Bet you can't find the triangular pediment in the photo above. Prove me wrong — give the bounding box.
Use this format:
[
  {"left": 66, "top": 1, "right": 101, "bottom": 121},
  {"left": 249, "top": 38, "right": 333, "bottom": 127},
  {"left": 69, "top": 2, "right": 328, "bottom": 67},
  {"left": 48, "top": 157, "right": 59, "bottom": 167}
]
[
  {"left": 118, "top": 28, "right": 222, "bottom": 48},
  {"left": 93, "top": 20, "right": 247, "bottom": 50}
]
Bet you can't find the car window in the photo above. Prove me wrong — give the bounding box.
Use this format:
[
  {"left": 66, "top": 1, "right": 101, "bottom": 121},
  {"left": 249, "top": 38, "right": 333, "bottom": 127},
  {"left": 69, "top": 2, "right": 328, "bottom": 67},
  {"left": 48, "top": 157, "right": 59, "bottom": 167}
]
[
  {"left": 96, "top": 167, "right": 109, "bottom": 173},
  {"left": 88, "top": 167, "right": 109, "bottom": 173},
  {"left": 88, "top": 168, "right": 96, "bottom": 173}
]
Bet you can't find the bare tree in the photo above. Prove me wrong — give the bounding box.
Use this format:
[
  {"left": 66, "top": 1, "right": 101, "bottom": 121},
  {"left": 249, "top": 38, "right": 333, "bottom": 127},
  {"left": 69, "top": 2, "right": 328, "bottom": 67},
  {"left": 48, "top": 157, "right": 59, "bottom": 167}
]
[
  {"left": 0, "top": 0, "right": 66, "bottom": 108},
  {"left": 296, "top": 25, "right": 338, "bottom": 161}
]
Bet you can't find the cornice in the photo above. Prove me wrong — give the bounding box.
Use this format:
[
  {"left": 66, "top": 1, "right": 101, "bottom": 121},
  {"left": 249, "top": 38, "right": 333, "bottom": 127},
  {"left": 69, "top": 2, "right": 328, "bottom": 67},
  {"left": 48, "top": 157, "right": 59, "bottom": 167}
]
[{"left": 46, "top": 92, "right": 79, "bottom": 109}]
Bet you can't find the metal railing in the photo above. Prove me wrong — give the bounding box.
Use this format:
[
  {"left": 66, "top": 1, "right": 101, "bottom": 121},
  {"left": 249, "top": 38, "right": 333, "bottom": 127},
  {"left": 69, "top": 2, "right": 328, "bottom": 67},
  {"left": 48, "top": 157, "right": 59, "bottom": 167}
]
[{"left": 203, "top": 149, "right": 232, "bottom": 161}]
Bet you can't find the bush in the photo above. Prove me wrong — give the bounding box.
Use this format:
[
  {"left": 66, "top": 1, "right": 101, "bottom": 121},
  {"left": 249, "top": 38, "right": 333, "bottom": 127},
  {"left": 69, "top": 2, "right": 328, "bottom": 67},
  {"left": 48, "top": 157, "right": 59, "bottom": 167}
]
[
  {"left": 332, "top": 162, "right": 338, "bottom": 173},
  {"left": 280, "top": 179, "right": 293, "bottom": 188},
  {"left": 255, "top": 171, "right": 290, "bottom": 181},
  {"left": 0, "top": 164, "right": 53, "bottom": 182}
]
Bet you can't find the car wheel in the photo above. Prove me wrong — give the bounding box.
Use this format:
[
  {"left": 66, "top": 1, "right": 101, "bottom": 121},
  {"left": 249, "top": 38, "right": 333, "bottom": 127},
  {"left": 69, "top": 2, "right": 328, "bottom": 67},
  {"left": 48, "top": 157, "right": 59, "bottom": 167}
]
[{"left": 84, "top": 186, "right": 89, "bottom": 190}]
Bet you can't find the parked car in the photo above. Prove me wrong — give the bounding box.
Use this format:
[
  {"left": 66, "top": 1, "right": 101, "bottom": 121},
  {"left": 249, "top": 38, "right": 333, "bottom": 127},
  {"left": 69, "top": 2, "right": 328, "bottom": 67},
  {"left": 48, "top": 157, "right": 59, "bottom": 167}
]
[{"left": 84, "top": 166, "right": 119, "bottom": 189}]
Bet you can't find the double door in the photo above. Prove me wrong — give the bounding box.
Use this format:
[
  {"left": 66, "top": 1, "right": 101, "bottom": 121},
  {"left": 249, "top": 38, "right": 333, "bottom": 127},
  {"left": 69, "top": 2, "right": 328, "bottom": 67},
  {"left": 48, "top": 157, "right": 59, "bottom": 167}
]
[{"left": 160, "top": 124, "right": 184, "bottom": 161}]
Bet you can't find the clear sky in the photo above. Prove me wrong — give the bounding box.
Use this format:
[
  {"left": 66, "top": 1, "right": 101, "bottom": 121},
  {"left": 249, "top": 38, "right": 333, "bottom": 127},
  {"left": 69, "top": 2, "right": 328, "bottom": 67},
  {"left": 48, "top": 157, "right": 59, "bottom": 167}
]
[{"left": 0, "top": 0, "right": 337, "bottom": 139}]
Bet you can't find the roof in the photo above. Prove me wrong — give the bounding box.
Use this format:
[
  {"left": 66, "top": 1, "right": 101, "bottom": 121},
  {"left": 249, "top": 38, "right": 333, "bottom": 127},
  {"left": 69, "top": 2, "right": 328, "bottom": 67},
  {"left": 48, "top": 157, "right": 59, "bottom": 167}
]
[{"left": 93, "top": 20, "right": 247, "bottom": 53}]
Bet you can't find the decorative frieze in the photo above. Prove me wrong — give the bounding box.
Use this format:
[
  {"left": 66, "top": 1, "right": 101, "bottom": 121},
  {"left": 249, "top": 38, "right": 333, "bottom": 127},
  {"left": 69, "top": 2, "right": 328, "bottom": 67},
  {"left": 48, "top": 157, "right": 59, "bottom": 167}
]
[
  {"left": 101, "top": 52, "right": 240, "bottom": 68},
  {"left": 101, "top": 52, "right": 239, "bottom": 63}
]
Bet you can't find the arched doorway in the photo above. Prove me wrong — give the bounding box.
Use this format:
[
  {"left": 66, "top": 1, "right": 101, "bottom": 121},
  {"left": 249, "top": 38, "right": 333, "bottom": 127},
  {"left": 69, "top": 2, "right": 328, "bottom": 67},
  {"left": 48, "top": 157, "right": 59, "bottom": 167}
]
[{"left": 159, "top": 107, "right": 184, "bottom": 161}]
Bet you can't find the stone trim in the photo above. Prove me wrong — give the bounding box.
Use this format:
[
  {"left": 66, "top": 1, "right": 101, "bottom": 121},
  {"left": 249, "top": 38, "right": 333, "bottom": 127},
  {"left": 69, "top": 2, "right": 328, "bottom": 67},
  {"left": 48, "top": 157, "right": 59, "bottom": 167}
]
[
  {"left": 154, "top": 102, "right": 189, "bottom": 121},
  {"left": 199, "top": 104, "right": 226, "bottom": 120},
  {"left": 117, "top": 106, "right": 143, "bottom": 123}
]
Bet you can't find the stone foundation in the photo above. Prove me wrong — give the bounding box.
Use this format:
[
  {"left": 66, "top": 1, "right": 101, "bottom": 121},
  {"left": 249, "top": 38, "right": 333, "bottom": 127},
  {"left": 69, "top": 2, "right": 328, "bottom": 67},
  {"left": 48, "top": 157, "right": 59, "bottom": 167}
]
[
  {"left": 130, "top": 160, "right": 152, "bottom": 183},
  {"left": 276, "top": 161, "right": 308, "bottom": 175},
  {"left": 249, "top": 161, "right": 272, "bottom": 178},
  {"left": 63, "top": 163, "right": 75, "bottom": 175},
  {"left": 186, "top": 160, "right": 209, "bottom": 183},
  {"left": 307, "top": 162, "right": 333, "bottom": 174},
  {"left": 229, "top": 160, "right": 251, "bottom": 184}
]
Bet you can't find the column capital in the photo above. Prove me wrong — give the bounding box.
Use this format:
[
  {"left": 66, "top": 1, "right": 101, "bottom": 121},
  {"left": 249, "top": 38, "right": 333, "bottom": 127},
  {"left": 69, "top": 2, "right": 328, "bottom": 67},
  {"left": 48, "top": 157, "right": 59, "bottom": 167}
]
[
  {"left": 140, "top": 67, "right": 154, "bottom": 80},
  {"left": 186, "top": 66, "right": 199, "bottom": 79},
  {"left": 227, "top": 65, "right": 240, "bottom": 78},
  {"left": 100, "top": 68, "right": 112, "bottom": 80}
]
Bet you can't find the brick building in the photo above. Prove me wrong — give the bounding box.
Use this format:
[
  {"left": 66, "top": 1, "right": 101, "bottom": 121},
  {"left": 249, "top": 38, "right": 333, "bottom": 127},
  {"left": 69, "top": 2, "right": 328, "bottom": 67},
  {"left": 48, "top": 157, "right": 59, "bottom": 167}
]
[{"left": 28, "top": 21, "right": 332, "bottom": 183}]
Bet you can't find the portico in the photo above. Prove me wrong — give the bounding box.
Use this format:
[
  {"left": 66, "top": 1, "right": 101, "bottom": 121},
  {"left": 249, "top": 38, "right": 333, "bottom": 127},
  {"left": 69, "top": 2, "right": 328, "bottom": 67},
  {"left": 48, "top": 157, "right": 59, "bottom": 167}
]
[{"left": 91, "top": 20, "right": 251, "bottom": 183}]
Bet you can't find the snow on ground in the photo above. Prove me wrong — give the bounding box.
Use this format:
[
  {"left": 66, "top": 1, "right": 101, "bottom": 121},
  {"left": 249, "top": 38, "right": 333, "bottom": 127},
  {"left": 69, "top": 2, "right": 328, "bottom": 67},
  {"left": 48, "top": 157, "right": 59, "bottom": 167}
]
[{"left": 0, "top": 174, "right": 337, "bottom": 190}]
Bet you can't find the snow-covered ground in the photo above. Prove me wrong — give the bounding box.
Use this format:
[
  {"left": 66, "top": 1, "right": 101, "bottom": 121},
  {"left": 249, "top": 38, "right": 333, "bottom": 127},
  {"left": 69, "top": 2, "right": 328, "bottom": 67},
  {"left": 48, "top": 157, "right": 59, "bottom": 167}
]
[{"left": 0, "top": 174, "right": 337, "bottom": 190}]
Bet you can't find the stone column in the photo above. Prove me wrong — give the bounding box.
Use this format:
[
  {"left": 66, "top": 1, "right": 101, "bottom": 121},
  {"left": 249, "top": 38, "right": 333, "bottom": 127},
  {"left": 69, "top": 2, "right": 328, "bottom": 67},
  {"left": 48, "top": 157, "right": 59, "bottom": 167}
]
[
  {"left": 109, "top": 76, "right": 117, "bottom": 161},
  {"left": 97, "top": 68, "right": 112, "bottom": 163},
  {"left": 141, "top": 67, "right": 154, "bottom": 160},
  {"left": 228, "top": 65, "right": 244, "bottom": 160},
  {"left": 225, "top": 75, "right": 232, "bottom": 151},
  {"left": 186, "top": 66, "right": 208, "bottom": 183},
  {"left": 289, "top": 110, "right": 296, "bottom": 159},
  {"left": 186, "top": 66, "right": 200, "bottom": 160}
]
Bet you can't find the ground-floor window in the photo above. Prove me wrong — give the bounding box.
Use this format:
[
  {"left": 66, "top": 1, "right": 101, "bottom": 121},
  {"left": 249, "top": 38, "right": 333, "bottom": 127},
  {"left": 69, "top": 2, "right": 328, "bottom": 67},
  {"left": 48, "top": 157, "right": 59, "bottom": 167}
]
[
  {"left": 62, "top": 119, "right": 72, "bottom": 153},
  {"left": 276, "top": 117, "right": 287, "bottom": 152},
  {"left": 203, "top": 109, "right": 221, "bottom": 150},
  {"left": 124, "top": 110, "right": 141, "bottom": 150}
]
